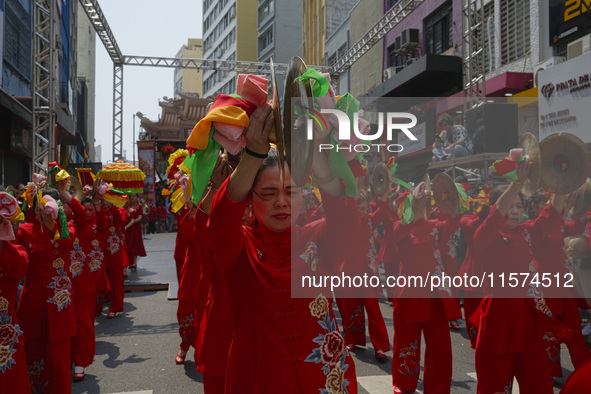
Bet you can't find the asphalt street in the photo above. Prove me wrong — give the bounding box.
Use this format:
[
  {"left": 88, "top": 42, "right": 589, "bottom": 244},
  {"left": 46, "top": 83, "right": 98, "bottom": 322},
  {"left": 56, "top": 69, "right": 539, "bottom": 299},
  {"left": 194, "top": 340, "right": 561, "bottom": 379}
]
[{"left": 70, "top": 233, "right": 582, "bottom": 394}]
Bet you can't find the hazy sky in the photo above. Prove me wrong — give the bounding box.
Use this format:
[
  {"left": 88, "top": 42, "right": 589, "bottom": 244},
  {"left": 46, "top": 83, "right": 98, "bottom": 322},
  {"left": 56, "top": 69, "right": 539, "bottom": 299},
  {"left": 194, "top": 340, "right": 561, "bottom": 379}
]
[{"left": 93, "top": 0, "right": 203, "bottom": 164}]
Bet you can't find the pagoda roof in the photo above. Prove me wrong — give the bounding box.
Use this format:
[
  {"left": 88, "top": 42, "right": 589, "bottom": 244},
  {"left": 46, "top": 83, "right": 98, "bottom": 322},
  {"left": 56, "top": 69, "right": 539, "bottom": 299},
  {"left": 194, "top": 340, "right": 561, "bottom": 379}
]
[{"left": 137, "top": 91, "right": 214, "bottom": 141}]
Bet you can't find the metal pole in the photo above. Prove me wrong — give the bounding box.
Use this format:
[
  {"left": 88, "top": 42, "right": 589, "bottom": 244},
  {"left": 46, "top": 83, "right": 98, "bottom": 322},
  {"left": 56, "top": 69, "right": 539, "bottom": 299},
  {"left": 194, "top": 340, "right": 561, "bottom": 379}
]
[{"left": 133, "top": 114, "right": 136, "bottom": 165}]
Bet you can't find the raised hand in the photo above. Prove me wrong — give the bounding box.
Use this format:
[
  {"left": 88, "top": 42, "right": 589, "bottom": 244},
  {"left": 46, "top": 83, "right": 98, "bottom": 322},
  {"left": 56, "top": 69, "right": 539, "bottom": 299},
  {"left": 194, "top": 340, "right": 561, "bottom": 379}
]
[
  {"left": 243, "top": 104, "right": 273, "bottom": 156},
  {"left": 211, "top": 154, "right": 232, "bottom": 190},
  {"left": 515, "top": 160, "right": 531, "bottom": 185}
]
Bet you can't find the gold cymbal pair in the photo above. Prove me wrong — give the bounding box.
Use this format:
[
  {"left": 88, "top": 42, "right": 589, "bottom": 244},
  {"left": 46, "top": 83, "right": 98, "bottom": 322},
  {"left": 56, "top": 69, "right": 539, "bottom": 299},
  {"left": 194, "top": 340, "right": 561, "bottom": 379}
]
[
  {"left": 269, "top": 57, "right": 314, "bottom": 187},
  {"left": 518, "top": 132, "right": 591, "bottom": 196}
]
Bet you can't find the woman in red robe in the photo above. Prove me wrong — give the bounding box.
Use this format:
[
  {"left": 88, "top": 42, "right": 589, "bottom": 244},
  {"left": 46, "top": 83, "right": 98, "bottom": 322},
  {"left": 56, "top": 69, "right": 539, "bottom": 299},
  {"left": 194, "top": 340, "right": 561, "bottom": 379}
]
[
  {"left": 125, "top": 194, "right": 146, "bottom": 271},
  {"left": 472, "top": 161, "right": 569, "bottom": 393},
  {"left": 172, "top": 207, "right": 189, "bottom": 283},
  {"left": 175, "top": 157, "right": 228, "bottom": 370},
  {"left": 335, "top": 194, "right": 390, "bottom": 359},
  {"left": 208, "top": 105, "right": 358, "bottom": 393},
  {"left": 103, "top": 201, "right": 127, "bottom": 318},
  {"left": 0, "top": 221, "right": 31, "bottom": 393},
  {"left": 386, "top": 183, "right": 460, "bottom": 394},
  {"left": 174, "top": 205, "right": 203, "bottom": 364},
  {"left": 457, "top": 205, "right": 489, "bottom": 348},
  {"left": 193, "top": 158, "right": 235, "bottom": 393},
  {"left": 528, "top": 194, "right": 591, "bottom": 377},
  {"left": 15, "top": 188, "right": 76, "bottom": 393}
]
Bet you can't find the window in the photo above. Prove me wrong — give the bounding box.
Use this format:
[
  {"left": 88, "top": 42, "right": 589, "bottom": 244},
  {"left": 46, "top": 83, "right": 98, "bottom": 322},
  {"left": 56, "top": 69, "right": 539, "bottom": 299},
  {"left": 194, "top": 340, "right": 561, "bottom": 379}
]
[
  {"left": 387, "top": 43, "right": 405, "bottom": 68},
  {"left": 388, "top": 0, "right": 400, "bottom": 10},
  {"left": 327, "top": 54, "right": 337, "bottom": 67},
  {"left": 500, "top": 0, "right": 530, "bottom": 64},
  {"left": 475, "top": 3, "right": 495, "bottom": 72},
  {"left": 4, "top": 0, "right": 32, "bottom": 81},
  {"left": 258, "top": 27, "right": 274, "bottom": 55},
  {"left": 424, "top": 4, "right": 453, "bottom": 55},
  {"left": 258, "top": 0, "right": 274, "bottom": 25},
  {"left": 338, "top": 43, "right": 347, "bottom": 60}
]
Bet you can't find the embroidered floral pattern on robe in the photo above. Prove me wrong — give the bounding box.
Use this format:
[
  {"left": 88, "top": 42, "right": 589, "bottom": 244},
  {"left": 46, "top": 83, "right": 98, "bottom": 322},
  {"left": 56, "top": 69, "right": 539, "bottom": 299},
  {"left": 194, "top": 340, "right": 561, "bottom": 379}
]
[
  {"left": 0, "top": 310, "right": 23, "bottom": 373},
  {"left": 46, "top": 268, "right": 72, "bottom": 311},
  {"left": 300, "top": 241, "right": 319, "bottom": 272},
  {"left": 305, "top": 294, "right": 352, "bottom": 394},
  {"left": 398, "top": 340, "right": 419, "bottom": 377}
]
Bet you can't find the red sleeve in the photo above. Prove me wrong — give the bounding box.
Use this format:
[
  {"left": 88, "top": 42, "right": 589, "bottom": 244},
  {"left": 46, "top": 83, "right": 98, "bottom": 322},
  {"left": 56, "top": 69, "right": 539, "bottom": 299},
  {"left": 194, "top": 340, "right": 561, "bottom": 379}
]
[
  {"left": 109, "top": 206, "right": 122, "bottom": 228},
  {"left": 179, "top": 211, "right": 198, "bottom": 243},
  {"left": 96, "top": 206, "right": 110, "bottom": 233},
  {"left": 527, "top": 204, "right": 563, "bottom": 247},
  {"left": 194, "top": 205, "right": 209, "bottom": 235},
  {"left": 0, "top": 242, "right": 28, "bottom": 280},
  {"left": 460, "top": 214, "right": 476, "bottom": 232},
  {"left": 367, "top": 199, "right": 389, "bottom": 227},
  {"left": 473, "top": 204, "right": 507, "bottom": 251},
  {"left": 207, "top": 177, "right": 248, "bottom": 274},
  {"left": 61, "top": 222, "right": 76, "bottom": 250},
  {"left": 564, "top": 218, "right": 586, "bottom": 238},
  {"left": 69, "top": 197, "right": 88, "bottom": 229},
  {"left": 390, "top": 220, "right": 418, "bottom": 246},
  {"left": 119, "top": 208, "right": 129, "bottom": 225},
  {"left": 435, "top": 214, "right": 461, "bottom": 241}
]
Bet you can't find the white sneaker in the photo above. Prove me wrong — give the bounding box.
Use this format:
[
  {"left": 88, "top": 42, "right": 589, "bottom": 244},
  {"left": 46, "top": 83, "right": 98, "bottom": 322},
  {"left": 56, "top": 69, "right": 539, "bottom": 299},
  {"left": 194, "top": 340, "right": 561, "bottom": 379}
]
[{"left": 582, "top": 322, "right": 591, "bottom": 336}]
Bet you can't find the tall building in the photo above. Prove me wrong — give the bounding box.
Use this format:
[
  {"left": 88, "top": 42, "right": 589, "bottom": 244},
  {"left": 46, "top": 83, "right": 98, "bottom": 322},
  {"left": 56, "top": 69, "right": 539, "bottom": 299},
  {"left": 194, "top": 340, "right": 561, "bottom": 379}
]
[
  {"left": 349, "top": 0, "right": 384, "bottom": 98},
  {"left": 174, "top": 39, "right": 204, "bottom": 98},
  {"left": 257, "top": 0, "right": 303, "bottom": 90},
  {"left": 202, "top": 0, "right": 258, "bottom": 98},
  {"left": 303, "top": 0, "right": 325, "bottom": 66},
  {"left": 0, "top": 0, "right": 33, "bottom": 185},
  {"left": 76, "top": 3, "right": 97, "bottom": 163}
]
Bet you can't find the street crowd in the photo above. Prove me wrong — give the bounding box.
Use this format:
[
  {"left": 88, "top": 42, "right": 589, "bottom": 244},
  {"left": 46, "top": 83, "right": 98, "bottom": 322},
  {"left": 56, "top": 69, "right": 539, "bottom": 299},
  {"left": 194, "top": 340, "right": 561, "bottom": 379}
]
[{"left": 1, "top": 69, "right": 591, "bottom": 394}]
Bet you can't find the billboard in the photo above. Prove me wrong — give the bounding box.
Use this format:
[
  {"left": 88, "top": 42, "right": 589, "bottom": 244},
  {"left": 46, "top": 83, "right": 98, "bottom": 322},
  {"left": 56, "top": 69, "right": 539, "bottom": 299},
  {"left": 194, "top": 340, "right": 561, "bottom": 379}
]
[{"left": 137, "top": 141, "right": 156, "bottom": 204}]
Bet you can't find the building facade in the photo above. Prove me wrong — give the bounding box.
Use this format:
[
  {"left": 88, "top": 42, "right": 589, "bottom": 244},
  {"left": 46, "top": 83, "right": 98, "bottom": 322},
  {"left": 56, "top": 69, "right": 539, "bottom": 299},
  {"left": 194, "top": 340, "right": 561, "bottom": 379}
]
[
  {"left": 202, "top": 0, "right": 258, "bottom": 98},
  {"left": 323, "top": 0, "right": 357, "bottom": 94},
  {"left": 76, "top": 3, "right": 97, "bottom": 163},
  {"left": 349, "top": 0, "right": 385, "bottom": 98},
  {"left": 174, "top": 39, "right": 204, "bottom": 99},
  {"left": 0, "top": 0, "right": 98, "bottom": 186},
  {"left": 257, "top": 0, "right": 303, "bottom": 90},
  {"left": 303, "top": 0, "right": 326, "bottom": 66},
  {"left": 0, "top": 0, "right": 34, "bottom": 186}
]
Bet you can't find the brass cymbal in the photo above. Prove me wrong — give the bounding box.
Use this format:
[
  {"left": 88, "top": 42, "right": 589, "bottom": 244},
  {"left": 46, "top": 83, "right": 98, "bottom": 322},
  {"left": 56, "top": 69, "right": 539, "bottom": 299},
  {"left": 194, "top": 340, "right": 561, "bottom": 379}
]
[
  {"left": 270, "top": 58, "right": 284, "bottom": 186},
  {"left": 517, "top": 133, "right": 541, "bottom": 197},
  {"left": 423, "top": 173, "right": 432, "bottom": 196},
  {"left": 432, "top": 172, "right": 459, "bottom": 217},
  {"left": 69, "top": 176, "right": 84, "bottom": 203},
  {"left": 539, "top": 133, "right": 591, "bottom": 195},
  {"left": 572, "top": 178, "right": 591, "bottom": 219},
  {"left": 371, "top": 163, "right": 391, "bottom": 196},
  {"left": 283, "top": 56, "right": 314, "bottom": 187}
]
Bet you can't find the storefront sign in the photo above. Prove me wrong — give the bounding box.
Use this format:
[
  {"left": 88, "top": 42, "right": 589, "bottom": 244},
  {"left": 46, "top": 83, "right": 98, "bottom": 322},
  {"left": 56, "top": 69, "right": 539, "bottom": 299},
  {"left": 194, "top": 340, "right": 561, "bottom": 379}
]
[
  {"left": 538, "top": 51, "right": 591, "bottom": 143},
  {"left": 549, "top": 0, "right": 591, "bottom": 45}
]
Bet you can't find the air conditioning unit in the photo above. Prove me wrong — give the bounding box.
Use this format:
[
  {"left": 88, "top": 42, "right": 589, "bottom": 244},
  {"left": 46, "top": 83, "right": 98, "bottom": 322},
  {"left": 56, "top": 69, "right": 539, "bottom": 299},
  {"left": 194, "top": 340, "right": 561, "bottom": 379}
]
[
  {"left": 567, "top": 34, "right": 591, "bottom": 60},
  {"left": 384, "top": 67, "right": 397, "bottom": 80},
  {"left": 533, "top": 56, "right": 566, "bottom": 87},
  {"left": 401, "top": 29, "right": 419, "bottom": 50},
  {"left": 230, "top": 5, "right": 236, "bottom": 19}
]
